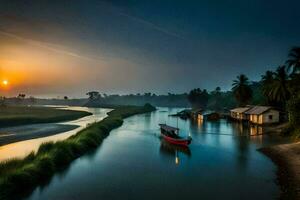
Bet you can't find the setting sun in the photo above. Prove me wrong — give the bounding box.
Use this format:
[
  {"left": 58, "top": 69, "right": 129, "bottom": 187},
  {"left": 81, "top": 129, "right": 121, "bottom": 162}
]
[{"left": 2, "top": 80, "right": 9, "bottom": 86}]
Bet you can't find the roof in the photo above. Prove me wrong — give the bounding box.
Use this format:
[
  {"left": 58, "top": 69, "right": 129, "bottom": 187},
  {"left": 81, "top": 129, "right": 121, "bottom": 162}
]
[
  {"left": 191, "top": 108, "right": 203, "bottom": 114},
  {"left": 200, "top": 111, "right": 218, "bottom": 116},
  {"left": 244, "top": 106, "right": 275, "bottom": 115},
  {"left": 230, "top": 107, "right": 252, "bottom": 113},
  {"left": 159, "top": 124, "right": 179, "bottom": 131}
]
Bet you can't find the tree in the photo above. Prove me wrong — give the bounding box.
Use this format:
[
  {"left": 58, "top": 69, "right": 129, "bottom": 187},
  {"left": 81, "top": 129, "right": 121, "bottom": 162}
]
[
  {"left": 16, "top": 93, "right": 26, "bottom": 104},
  {"left": 18, "top": 94, "right": 26, "bottom": 99},
  {"left": 261, "top": 70, "right": 275, "bottom": 105},
  {"left": 287, "top": 94, "right": 300, "bottom": 129},
  {"left": 86, "top": 91, "right": 100, "bottom": 100},
  {"left": 289, "top": 73, "right": 300, "bottom": 96},
  {"left": 286, "top": 46, "right": 300, "bottom": 74},
  {"left": 187, "top": 88, "right": 209, "bottom": 109},
  {"left": 209, "top": 87, "right": 223, "bottom": 111},
  {"left": 231, "top": 74, "right": 252, "bottom": 106},
  {"left": 268, "top": 65, "right": 290, "bottom": 109}
]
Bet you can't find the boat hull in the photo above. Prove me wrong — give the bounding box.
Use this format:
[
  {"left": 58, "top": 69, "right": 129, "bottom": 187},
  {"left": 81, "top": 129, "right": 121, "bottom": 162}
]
[{"left": 161, "top": 133, "right": 192, "bottom": 146}]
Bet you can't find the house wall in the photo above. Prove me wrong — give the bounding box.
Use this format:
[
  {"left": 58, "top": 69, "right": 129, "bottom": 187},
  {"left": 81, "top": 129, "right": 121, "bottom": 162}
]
[
  {"left": 259, "top": 115, "right": 263, "bottom": 124},
  {"left": 243, "top": 113, "right": 250, "bottom": 120},
  {"left": 249, "top": 110, "right": 279, "bottom": 124},
  {"left": 230, "top": 112, "right": 237, "bottom": 119},
  {"left": 231, "top": 112, "right": 246, "bottom": 120},
  {"left": 249, "top": 114, "right": 262, "bottom": 124},
  {"left": 262, "top": 110, "right": 279, "bottom": 124},
  {"left": 250, "top": 114, "right": 258, "bottom": 123}
]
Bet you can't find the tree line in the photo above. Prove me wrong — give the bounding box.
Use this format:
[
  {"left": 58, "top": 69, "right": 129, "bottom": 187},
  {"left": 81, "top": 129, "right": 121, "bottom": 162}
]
[
  {"left": 189, "top": 47, "right": 299, "bottom": 109},
  {"left": 85, "top": 92, "right": 190, "bottom": 107},
  {"left": 230, "top": 47, "right": 299, "bottom": 113}
]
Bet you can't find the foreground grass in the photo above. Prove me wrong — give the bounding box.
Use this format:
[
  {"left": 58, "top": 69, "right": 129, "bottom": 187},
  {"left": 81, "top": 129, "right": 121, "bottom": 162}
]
[
  {"left": 0, "top": 104, "right": 156, "bottom": 199},
  {"left": 0, "top": 106, "right": 91, "bottom": 127}
]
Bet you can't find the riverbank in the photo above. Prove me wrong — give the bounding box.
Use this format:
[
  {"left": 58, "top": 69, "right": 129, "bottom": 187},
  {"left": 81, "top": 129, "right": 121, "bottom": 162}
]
[
  {"left": 0, "top": 106, "right": 92, "bottom": 128},
  {"left": 260, "top": 141, "right": 300, "bottom": 200},
  {"left": 0, "top": 124, "right": 79, "bottom": 146},
  {"left": 0, "top": 104, "right": 156, "bottom": 200}
]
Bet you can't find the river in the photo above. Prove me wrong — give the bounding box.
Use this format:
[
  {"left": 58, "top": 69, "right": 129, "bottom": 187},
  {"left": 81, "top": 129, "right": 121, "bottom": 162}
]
[{"left": 25, "top": 107, "right": 289, "bottom": 200}]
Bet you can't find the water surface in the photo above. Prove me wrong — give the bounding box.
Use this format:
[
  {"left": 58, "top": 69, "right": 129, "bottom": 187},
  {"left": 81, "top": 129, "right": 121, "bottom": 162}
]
[{"left": 27, "top": 108, "right": 288, "bottom": 200}]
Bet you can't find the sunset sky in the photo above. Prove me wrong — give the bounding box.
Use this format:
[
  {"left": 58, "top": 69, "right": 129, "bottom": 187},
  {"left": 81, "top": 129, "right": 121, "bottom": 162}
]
[{"left": 0, "top": 0, "right": 300, "bottom": 97}]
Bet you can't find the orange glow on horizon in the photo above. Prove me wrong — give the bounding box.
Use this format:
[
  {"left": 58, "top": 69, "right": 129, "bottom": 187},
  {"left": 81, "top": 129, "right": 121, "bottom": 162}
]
[{"left": 0, "top": 34, "right": 109, "bottom": 96}]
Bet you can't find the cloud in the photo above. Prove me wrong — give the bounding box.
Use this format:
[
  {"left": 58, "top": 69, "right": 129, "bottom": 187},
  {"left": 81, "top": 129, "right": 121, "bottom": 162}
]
[
  {"left": 98, "top": 1, "right": 185, "bottom": 40},
  {"left": 116, "top": 12, "right": 186, "bottom": 40},
  {"left": 0, "top": 30, "right": 102, "bottom": 62}
]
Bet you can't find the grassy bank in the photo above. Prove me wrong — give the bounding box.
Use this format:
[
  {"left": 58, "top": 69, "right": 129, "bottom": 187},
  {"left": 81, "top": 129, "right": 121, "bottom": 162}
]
[
  {"left": 0, "top": 106, "right": 91, "bottom": 127},
  {"left": 0, "top": 104, "right": 156, "bottom": 199}
]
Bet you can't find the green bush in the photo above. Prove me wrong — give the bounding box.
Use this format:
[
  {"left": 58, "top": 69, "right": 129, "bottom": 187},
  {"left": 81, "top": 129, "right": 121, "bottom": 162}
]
[
  {"left": 287, "top": 95, "right": 300, "bottom": 128},
  {"left": 287, "top": 95, "right": 300, "bottom": 137},
  {"left": 37, "top": 142, "right": 55, "bottom": 155}
]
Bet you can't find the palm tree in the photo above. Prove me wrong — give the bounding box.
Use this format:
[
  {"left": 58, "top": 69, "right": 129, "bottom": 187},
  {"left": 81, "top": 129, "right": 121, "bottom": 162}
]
[
  {"left": 268, "top": 65, "right": 290, "bottom": 108},
  {"left": 286, "top": 46, "right": 300, "bottom": 74},
  {"left": 261, "top": 70, "right": 275, "bottom": 104},
  {"left": 232, "top": 74, "right": 253, "bottom": 106},
  {"left": 211, "top": 87, "right": 222, "bottom": 111},
  {"left": 261, "top": 70, "right": 275, "bottom": 84}
]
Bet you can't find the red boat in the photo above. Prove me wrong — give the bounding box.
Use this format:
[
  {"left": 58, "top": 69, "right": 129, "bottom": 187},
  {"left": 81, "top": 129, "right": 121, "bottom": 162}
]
[{"left": 159, "top": 124, "right": 192, "bottom": 146}]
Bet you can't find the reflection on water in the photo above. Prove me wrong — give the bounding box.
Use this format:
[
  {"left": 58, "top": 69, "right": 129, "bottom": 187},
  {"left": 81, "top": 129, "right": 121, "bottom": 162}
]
[
  {"left": 160, "top": 139, "right": 191, "bottom": 165},
  {"left": 27, "top": 107, "right": 292, "bottom": 200},
  {"left": 250, "top": 125, "right": 264, "bottom": 135},
  {"left": 0, "top": 107, "right": 111, "bottom": 161},
  {"left": 191, "top": 117, "right": 269, "bottom": 137}
]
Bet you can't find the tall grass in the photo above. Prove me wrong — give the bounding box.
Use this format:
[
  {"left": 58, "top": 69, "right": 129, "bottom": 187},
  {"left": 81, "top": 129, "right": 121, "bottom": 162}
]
[{"left": 0, "top": 104, "right": 156, "bottom": 199}]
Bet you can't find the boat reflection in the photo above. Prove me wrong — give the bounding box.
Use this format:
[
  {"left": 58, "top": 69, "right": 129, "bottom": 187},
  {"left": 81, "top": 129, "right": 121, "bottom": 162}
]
[
  {"left": 159, "top": 139, "right": 191, "bottom": 165},
  {"left": 175, "top": 151, "right": 179, "bottom": 165}
]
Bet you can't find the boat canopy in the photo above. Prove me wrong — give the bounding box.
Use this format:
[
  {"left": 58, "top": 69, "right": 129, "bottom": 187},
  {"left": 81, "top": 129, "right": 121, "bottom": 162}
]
[{"left": 159, "top": 124, "right": 179, "bottom": 132}]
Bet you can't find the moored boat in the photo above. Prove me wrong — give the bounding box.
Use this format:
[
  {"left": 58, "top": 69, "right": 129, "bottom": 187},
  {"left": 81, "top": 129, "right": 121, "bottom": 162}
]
[{"left": 159, "top": 124, "right": 192, "bottom": 146}]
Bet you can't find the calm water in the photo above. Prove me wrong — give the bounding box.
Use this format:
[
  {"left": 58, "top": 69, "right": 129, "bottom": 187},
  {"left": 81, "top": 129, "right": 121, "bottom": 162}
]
[
  {"left": 0, "top": 107, "right": 111, "bottom": 161},
  {"left": 27, "top": 107, "right": 288, "bottom": 200}
]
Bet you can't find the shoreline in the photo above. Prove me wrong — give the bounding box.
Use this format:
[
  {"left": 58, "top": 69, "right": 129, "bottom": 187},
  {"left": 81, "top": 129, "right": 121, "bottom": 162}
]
[
  {"left": 260, "top": 142, "right": 300, "bottom": 200},
  {"left": 0, "top": 124, "right": 79, "bottom": 146}
]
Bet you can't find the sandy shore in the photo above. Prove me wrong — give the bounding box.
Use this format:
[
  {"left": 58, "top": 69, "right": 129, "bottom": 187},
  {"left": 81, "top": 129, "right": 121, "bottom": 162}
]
[
  {"left": 0, "top": 123, "right": 79, "bottom": 146},
  {"left": 260, "top": 142, "right": 300, "bottom": 200}
]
